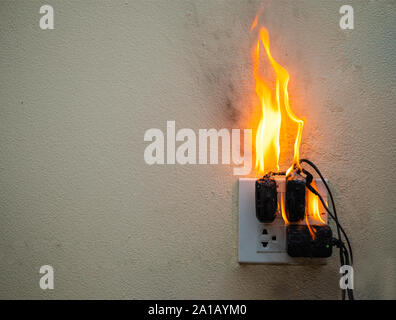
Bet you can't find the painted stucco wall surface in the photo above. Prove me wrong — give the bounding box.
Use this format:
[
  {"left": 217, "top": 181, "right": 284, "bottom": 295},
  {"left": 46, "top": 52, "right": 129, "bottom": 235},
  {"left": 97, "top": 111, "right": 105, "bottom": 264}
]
[{"left": 0, "top": 0, "right": 395, "bottom": 299}]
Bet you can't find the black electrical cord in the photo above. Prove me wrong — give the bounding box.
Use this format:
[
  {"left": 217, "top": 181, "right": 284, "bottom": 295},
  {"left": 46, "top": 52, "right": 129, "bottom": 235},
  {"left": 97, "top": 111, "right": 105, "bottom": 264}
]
[
  {"left": 301, "top": 165, "right": 354, "bottom": 300},
  {"left": 342, "top": 246, "right": 354, "bottom": 300},
  {"left": 300, "top": 159, "right": 344, "bottom": 262},
  {"left": 333, "top": 237, "right": 354, "bottom": 300},
  {"left": 299, "top": 159, "right": 353, "bottom": 264},
  {"left": 305, "top": 177, "right": 354, "bottom": 300},
  {"left": 298, "top": 159, "right": 354, "bottom": 300},
  {"left": 300, "top": 159, "right": 350, "bottom": 299},
  {"left": 304, "top": 173, "right": 354, "bottom": 265},
  {"left": 300, "top": 161, "right": 342, "bottom": 249}
]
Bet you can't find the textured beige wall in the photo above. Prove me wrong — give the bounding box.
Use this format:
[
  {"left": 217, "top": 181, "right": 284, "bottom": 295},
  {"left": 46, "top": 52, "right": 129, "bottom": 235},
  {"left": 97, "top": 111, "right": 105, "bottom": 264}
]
[{"left": 0, "top": 0, "right": 395, "bottom": 299}]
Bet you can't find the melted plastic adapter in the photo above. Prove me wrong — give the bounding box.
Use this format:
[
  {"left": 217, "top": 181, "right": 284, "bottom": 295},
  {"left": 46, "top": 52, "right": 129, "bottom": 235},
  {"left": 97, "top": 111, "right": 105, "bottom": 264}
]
[
  {"left": 255, "top": 178, "right": 277, "bottom": 223},
  {"left": 287, "top": 225, "right": 333, "bottom": 258},
  {"left": 286, "top": 179, "right": 306, "bottom": 222}
]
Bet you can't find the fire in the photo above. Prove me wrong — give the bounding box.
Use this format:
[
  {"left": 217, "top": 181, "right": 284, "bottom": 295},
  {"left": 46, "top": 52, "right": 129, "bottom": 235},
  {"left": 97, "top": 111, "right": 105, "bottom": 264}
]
[
  {"left": 305, "top": 214, "right": 317, "bottom": 240},
  {"left": 250, "top": 16, "right": 258, "bottom": 31},
  {"left": 280, "top": 193, "right": 289, "bottom": 225},
  {"left": 251, "top": 16, "right": 324, "bottom": 238},
  {"left": 251, "top": 20, "right": 304, "bottom": 176},
  {"left": 306, "top": 180, "right": 326, "bottom": 238},
  {"left": 307, "top": 180, "right": 325, "bottom": 224}
]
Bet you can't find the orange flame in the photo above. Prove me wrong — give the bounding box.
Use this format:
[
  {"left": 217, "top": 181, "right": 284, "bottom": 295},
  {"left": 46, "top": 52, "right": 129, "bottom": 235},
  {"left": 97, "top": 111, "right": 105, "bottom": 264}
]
[
  {"left": 250, "top": 16, "right": 258, "bottom": 31},
  {"left": 251, "top": 19, "right": 304, "bottom": 175},
  {"left": 307, "top": 181, "right": 325, "bottom": 224},
  {"left": 280, "top": 193, "right": 289, "bottom": 225},
  {"left": 306, "top": 181, "right": 326, "bottom": 238},
  {"left": 305, "top": 214, "right": 317, "bottom": 240},
  {"left": 251, "top": 16, "right": 326, "bottom": 240}
]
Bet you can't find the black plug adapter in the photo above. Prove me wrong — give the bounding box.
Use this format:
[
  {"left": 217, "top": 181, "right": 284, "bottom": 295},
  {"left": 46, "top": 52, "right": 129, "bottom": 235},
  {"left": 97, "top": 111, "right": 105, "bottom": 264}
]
[
  {"left": 286, "top": 179, "right": 306, "bottom": 222},
  {"left": 255, "top": 178, "right": 277, "bottom": 223},
  {"left": 287, "top": 225, "right": 333, "bottom": 258}
]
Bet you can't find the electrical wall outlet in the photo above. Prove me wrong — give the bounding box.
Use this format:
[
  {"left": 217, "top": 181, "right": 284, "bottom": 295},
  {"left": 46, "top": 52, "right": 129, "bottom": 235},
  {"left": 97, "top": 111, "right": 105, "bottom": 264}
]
[
  {"left": 256, "top": 225, "right": 285, "bottom": 253},
  {"left": 238, "top": 177, "right": 329, "bottom": 264}
]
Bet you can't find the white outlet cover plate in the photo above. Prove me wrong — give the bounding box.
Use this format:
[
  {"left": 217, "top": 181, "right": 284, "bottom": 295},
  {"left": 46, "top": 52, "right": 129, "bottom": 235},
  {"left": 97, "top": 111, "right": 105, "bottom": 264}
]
[{"left": 238, "top": 177, "right": 329, "bottom": 264}]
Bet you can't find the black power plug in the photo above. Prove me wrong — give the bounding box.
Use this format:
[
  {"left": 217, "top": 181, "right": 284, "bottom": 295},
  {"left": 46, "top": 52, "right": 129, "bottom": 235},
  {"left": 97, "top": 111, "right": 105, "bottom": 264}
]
[
  {"left": 287, "top": 225, "right": 333, "bottom": 258},
  {"left": 255, "top": 178, "right": 277, "bottom": 223},
  {"left": 285, "top": 179, "right": 306, "bottom": 222}
]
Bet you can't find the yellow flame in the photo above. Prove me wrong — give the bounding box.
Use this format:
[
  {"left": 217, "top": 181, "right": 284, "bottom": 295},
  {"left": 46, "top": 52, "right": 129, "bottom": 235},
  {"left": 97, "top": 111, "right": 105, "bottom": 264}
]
[
  {"left": 307, "top": 181, "right": 326, "bottom": 224},
  {"left": 252, "top": 25, "right": 304, "bottom": 175},
  {"left": 306, "top": 181, "right": 326, "bottom": 238},
  {"left": 280, "top": 193, "right": 289, "bottom": 225},
  {"left": 305, "top": 213, "right": 317, "bottom": 240}
]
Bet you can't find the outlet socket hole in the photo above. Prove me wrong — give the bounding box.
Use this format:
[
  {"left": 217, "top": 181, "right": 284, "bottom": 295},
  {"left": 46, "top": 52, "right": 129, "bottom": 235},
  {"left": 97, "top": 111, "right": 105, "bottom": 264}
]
[
  {"left": 261, "top": 241, "right": 268, "bottom": 248},
  {"left": 262, "top": 229, "right": 268, "bottom": 235},
  {"left": 272, "top": 236, "right": 276, "bottom": 241}
]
